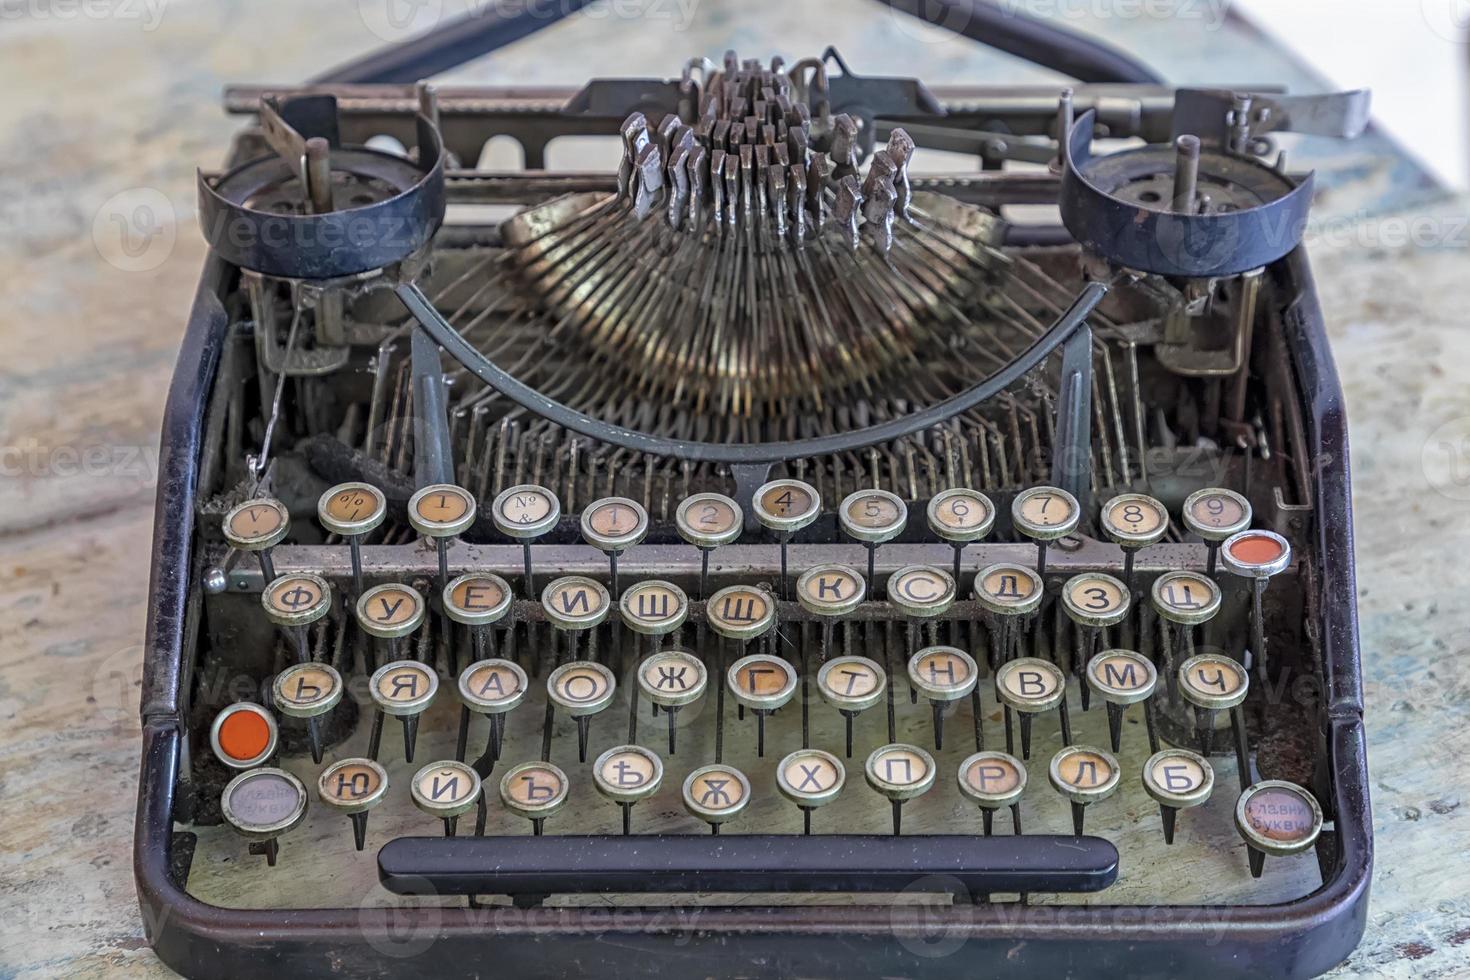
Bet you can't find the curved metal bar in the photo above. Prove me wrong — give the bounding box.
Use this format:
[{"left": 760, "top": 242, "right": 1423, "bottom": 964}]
[{"left": 394, "top": 279, "right": 1109, "bottom": 466}]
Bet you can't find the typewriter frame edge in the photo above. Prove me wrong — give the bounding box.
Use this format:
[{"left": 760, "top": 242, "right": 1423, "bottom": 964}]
[{"left": 133, "top": 251, "right": 1372, "bottom": 979}]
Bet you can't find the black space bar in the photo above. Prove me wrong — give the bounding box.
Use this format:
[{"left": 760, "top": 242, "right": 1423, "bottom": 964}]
[{"left": 377, "top": 834, "right": 1118, "bottom": 895}]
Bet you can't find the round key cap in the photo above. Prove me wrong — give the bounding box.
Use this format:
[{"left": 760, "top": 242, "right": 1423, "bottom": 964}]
[
  {"left": 816, "top": 655, "right": 886, "bottom": 714},
  {"left": 491, "top": 484, "right": 561, "bottom": 539},
  {"left": 726, "top": 653, "right": 798, "bottom": 713},
  {"left": 581, "top": 497, "right": 649, "bottom": 553},
  {"left": 318, "top": 757, "right": 388, "bottom": 851},
  {"left": 593, "top": 744, "right": 664, "bottom": 805},
  {"left": 676, "top": 492, "right": 743, "bottom": 549},
  {"left": 683, "top": 764, "right": 751, "bottom": 828},
  {"left": 547, "top": 661, "right": 617, "bottom": 717},
  {"left": 796, "top": 563, "right": 866, "bottom": 617},
  {"left": 907, "top": 646, "right": 979, "bottom": 703},
  {"left": 1011, "top": 486, "right": 1080, "bottom": 541},
  {"left": 1100, "top": 493, "right": 1169, "bottom": 549},
  {"left": 500, "top": 761, "right": 570, "bottom": 824},
  {"left": 221, "top": 767, "right": 307, "bottom": 841},
  {"left": 974, "top": 563, "right": 1045, "bottom": 617},
  {"left": 1049, "top": 744, "right": 1121, "bottom": 834},
  {"left": 1178, "top": 653, "right": 1249, "bottom": 711},
  {"left": 407, "top": 484, "right": 476, "bottom": 539},
  {"left": 369, "top": 660, "right": 438, "bottom": 716},
  {"left": 838, "top": 488, "right": 907, "bottom": 544},
  {"left": 410, "top": 760, "right": 482, "bottom": 825},
  {"left": 1143, "top": 748, "right": 1214, "bottom": 811},
  {"left": 1220, "top": 529, "right": 1292, "bottom": 580},
  {"left": 356, "top": 583, "right": 426, "bottom": 639},
  {"left": 958, "top": 751, "right": 1027, "bottom": 811},
  {"left": 458, "top": 658, "right": 528, "bottom": 714},
  {"left": 541, "top": 575, "right": 611, "bottom": 631},
  {"left": 706, "top": 584, "right": 776, "bottom": 641},
  {"left": 638, "top": 649, "right": 708, "bottom": 708},
  {"left": 443, "top": 573, "right": 513, "bottom": 627},
  {"left": 1085, "top": 649, "right": 1157, "bottom": 705},
  {"left": 262, "top": 573, "right": 332, "bottom": 629},
  {"left": 620, "top": 580, "right": 689, "bottom": 636},
  {"left": 222, "top": 497, "right": 290, "bottom": 552},
  {"left": 211, "top": 702, "right": 277, "bottom": 769},
  {"left": 995, "top": 657, "right": 1067, "bottom": 713},
  {"left": 887, "top": 565, "right": 956, "bottom": 619},
  {"left": 926, "top": 488, "right": 995, "bottom": 543},
  {"left": 753, "top": 478, "right": 821, "bottom": 534},
  {"left": 776, "top": 748, "right": 845, "bottom": 810},
  {"left": 272, "top": 662, "right": 343, "bottom": 719},
  {"left": 317, "top": 482, "right": 386, "bottom": 538},
  {"left": 1060, "top": 572, "right": 1130, "bottom": 629},
  {"left": 864, "top": 743, "right": 936, "bottom": 802},
  {"left": 1235, "top": 780, "right": 1323, "bottom": 858},
  {"left": 1182, "top": 487, "right": 1252, "bottom": 541},
  {"left": 1150, "top": 570, "right": 1221, "bottom": 627}
]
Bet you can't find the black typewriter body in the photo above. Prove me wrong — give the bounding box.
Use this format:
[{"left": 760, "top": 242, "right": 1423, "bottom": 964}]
[{"left": 134, "top": 26, "right": 1373, "bottom": 980}]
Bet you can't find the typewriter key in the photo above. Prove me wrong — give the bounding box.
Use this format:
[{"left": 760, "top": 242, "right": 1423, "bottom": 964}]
[
  {"left": 355, "top": 583, "right": 426, "bottom": 665},
  {"left": 927, "top": 488, "right": 996, "bottom": 583},
  {"left": 776, "top": 748, "right": 845, "bottom": 834},
  {"left": 317, "top": 482, "right": 386, "bottom": 596},
  {"left": 1141, "top": 748, "right": 1213, "bottom": 845},
  {"left": 1011, "top": 486, "right": 1080, "bottom": 577},
  {"left": 1084, "top": 649, "right": 1158, "bottom": 754},
  {"left": 547, "top": 661, "right": 617, "bottom": 762},
  {"left": 1178, "top": 653, "right": 1250, "bottom": 775},
  {"left": 542, "top": 575, "right": 611, "bottom": 662},
  {"left": 411, "top": 760, "right": 483, "bottom": 837},
  {"left": 1150, "top": 570, "right": 1221, "bottom": 698},
  {"left": 223, "top": 496, "right": 290, "bottom": 583},
  {"left": 407, "top": 484, "right": 477, "bottom": 595},
  {"left": 271, "top": 661, "right": 342, "bottom": 764},
  {"left": 638, "top": 649, "right": 707, "bottom": 754},
  {"left": 500, "top": 761, "right": 570, "bottom": 835},
  {"left": 593, "top": 744, "right": 664, "bottom": 834},
  {"left": 1048, "top": 745, "right": 1120, "bottom": 835},
  {"left": 958, "top": 751, "right": 1027, "bottom": 836},
  {"left": 581, "top": 497, "right": 649, "bottom": 597},
  {"left": 317, "top": 758, "right": 388, "bottom": 851},
  {"left": 1181, "top": 487, "right": 1252, "bottom": 576},
  {"left": 907, "top": 647, "right": 978, "bottom": 751},
  {"left": 443, "top": 572, "right": 513, "bottom": 671},
  {"left": 838, "top": 489, "right": 908, "bottom": 587},
  {"left": 797, "top": 563, "right": 866, "bottom": 665},
  {"left": 368, "top": 660, "right": 438, "bottom": 763},
  {"left": 682, "top": 763, "right": 751, "bottom": 834},
  {"left": 675, "top": 492, "right": 743, "bottom": 598},
  {"left": 975, "top": 563, "right": 1044, "bottom": 666},
  {"left": 456, "top": 658, "right": 527, "bottom": 773},
  {"left": 491, "top": 484, "right": 561, "bottom": 594},
  {"left": 262, "top": 573, "right": 331, "bottom": 665},
  {"left": 210, "top": 702, "right": 278, "bottom": 770},
  {"left": 620, "top": 580, "right": 689, "bottom": 650},
  {"left": 707, "top": 584, "right": 776, "bottom": 643},
  {"left": 995, "top": 657, "right": 1069, "bottom": 760},
  {"left": 816, "top": 655, "right": 886, "bottom": 756},
  {"left": 864, "top": 743, "right": 936, "bottom": 835},
  {"left": 221, "top": 767, "right": 308, "bottom": 866},
  {"left": 727, "top": 653, "right": 798, "bottom": 757},
  {"left": 1060, "top": 572, "right": 1130, "bottom": 710},
  {"left": 753, "top": 478, "right": 820, "bottom": 599},
  {"left": 1099, "top": 493, "right": 1168, "bottom": 591},
  {"left": 1220, "top": 529, "right": 1292, "bottom": 682},
  {"left": 1235, "top": 780, "right": 1323, "bottom": 878},
  {"left": 888, "top": 566, "right": 956, "bottom": 621}
]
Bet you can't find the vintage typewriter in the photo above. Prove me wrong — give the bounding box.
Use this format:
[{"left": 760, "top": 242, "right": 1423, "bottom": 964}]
[{"left": 134, "top": 7, "right": 1374, "bottom": 978}]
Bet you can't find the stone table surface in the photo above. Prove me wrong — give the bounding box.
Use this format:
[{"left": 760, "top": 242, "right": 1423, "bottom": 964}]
[{"left": 0, "top": 1, "right": 1465, "bottom": 977}]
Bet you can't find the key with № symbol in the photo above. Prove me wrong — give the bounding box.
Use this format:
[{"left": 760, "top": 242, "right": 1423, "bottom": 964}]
[
  {"left": 1141, "top": 748, "right": 1213, "bottom": 845},
  {"left": 638, "top": 649, "right": 706, "bottom": 755},
  {"left": 317, "top": 482, "right": 386, "bottom": 597},
  {"left": 1010, "top": 486, "right": 1080, "bottom": 578},
  {"left": 907, "top": 646, "right": 979, "bottom": 751},
  {"left": 1060, "top": 572, "right": 1130, "bottom": 711},
  {"left": 958, "top": 751, "right": 1027, "bottom": 837},
  {"left": 776, "top": 748, "right": 845, "bottom": 834},
  {"left": 753, "top": 478, "right": 821, "bottom": 599},
  {"left": 1181, "top": 487, "right": 1252, "bottom": 577},
  {"left": 1177, "top": 653, "right": 1252, "bottom": 785},
  {"left": 795, "top": 563, "right": 865, "bottom": 741},
  {"left": 220, "top": 767, "right": 308, "bottom": 867},
  {"left": 727, "top": 650, "right": 798, "bottom": 757},
  {"left": 542, "top": 575, "right": 611, "bottom": 664},
  {"left": 411, "top": 760, "right": 484, "bottom": 837},
  {"left": 926, "top": 488, "right": 995, "bottom": 585},
  {"left": 675, "top": 492, "right": 742, "bottom": 598},
  {"left": 864, "top": 743, "right": 936, "bottom": 835},
  {"left": 1048, "top": 744, "right": 1120, "bottom": 835},
  {"left": 261, "top": 573, "right": 332, "bottom": 665},
  {"left": 974, "top": 563, "right": 1044, "bottom": 667},
  {"left": 355, "top": 583, "right": 426, "bottom": 667},
  {"left": 547, "top": 660, "right": 617, "bottom": 763},
  {"left": 683, "top": 763, "right": 751, "bottom": 834},
  {"left": 1085, "top": 649, "right": 1159, "bottom": 754},
  {"left": 1219, "top": 529, "right": 1292, "bottom": 682},
  {"left": 620, "top": 580, "right": 689, "bottom": 662},
  {"left": 1149, "top": 570, "right": 1221, "bottom": 699},
  {"left": 593, "top": 744, "right": 664, "bottom": 834},
  {"left": 222, "top": 496, "right": 290, "bottom": 584},
  {"left": 367, "top": 660, "right": 437, "bottom": 763},
  {"left": 317, "top": 758, "right": 389, "bottom": 851},
  {"left": 838, "top": 488, "right": 907, "bottom": 590},
  {"left": 1098, "top": 493, "right": 1169, "bottom": 593},
  {"left": 1235, "top": 780, "right": 1323, "bottom": 878},
  {"left": 816, "top": 655, "right": 886, "bottom": 757},
  {"left": 210, "top": 702, "right": 278, "bottom": 770},
  {"left": 581, "top": 496, "right": 649, "bottom": 598},
  {"left": 491, "top": 484, "right": 561, "bottom": 594},
  {"left": 995, "top": 657, "right": 1071, "bottom": 760},
  {"left": 407, "top": 483, "right": 477, "bottom": 596},
  {"left": 500, "top": 760, "right": 570, "bottom": 835},
  {"left": 455, "top": 658, "right": 527, "bottom": 775},
  {"left": 271, "top": 661, "right": 342, "bottom": 764}
]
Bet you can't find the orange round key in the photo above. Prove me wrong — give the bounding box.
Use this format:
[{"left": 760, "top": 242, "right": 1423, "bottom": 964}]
[{"left": 211, "top": 703, "right": 278, "bottom": 769}]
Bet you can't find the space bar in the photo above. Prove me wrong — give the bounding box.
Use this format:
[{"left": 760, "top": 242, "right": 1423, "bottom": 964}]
[{"left": 377, "top": 834, "right": 1119, "bottom": 895}]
